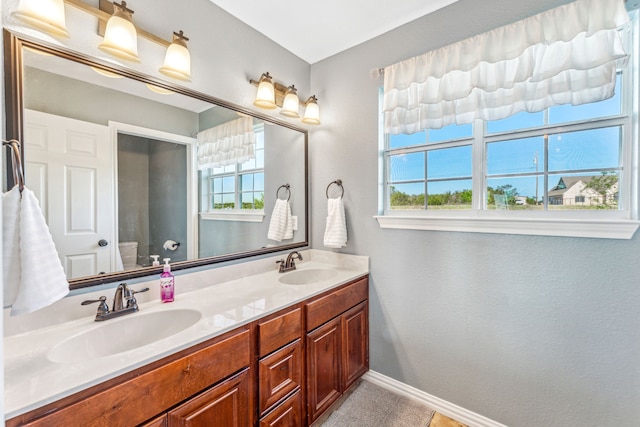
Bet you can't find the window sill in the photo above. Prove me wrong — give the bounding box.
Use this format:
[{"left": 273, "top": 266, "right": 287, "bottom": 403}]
[
  {"left": 200, "top": 211, "right": 265, "bottom": 222},
  {"left": 374, "top": 215, "right": 640, "bottom": 239}
]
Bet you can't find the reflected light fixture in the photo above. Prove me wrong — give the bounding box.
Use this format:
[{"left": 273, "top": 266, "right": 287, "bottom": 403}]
[
  {"left": 98, "top": 1, "right": 140, "bottom": 62},
  {"left": 280, "top": 85, "right": 300, "bottom": 118},
  {"left": 252, "top": 72, "right": 277, "bottom": 109},
  {"left": 159, "top": 31, "right": 192, "bottom": 81},
  {"left": 12, "top": 0, "right": 70, "bottom": 38},
  {"left": 90, "top": 66, "right": 124, "bottom": 78},
  {"left": 302, "top": 95, "right": 321, "bottom": 125},
  {"left": 146, "top": 83, "right": 175, "bottom": 95}
]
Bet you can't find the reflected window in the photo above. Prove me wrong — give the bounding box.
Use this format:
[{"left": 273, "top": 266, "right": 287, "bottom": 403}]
[{"left": 205, "top": 124, "right": 265, "bottom": 211}]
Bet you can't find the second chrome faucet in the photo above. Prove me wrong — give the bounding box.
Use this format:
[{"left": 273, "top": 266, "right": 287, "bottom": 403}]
[{"left": 277, "top": 251, "right": 303, "bottom": 273}]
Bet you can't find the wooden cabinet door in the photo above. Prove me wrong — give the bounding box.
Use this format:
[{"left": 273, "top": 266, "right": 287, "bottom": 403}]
[
  {"left": 342, "top": 301, "right": 369, "bottom": 390},
  {"left": 306, "top": 317, "right": 342, "bottom": 424},
  {"left": 167, "top": 368, "right": 250, "bottom": 427},
  {"left": 259, "top": 390, "right": 302, "bottom": 427}
]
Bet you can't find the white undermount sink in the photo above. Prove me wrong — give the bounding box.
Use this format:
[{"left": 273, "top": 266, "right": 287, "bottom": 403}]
[
  {"left": 47, "top": 308, "right": 202, "bottom": 363},
  {"left": 278, "top": 268, "right": 339, "bottom": 285}
]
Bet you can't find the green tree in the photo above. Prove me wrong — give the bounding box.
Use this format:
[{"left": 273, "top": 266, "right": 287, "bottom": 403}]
[{"left": 583, "top": 172, "right": 618, "bottom": 208}]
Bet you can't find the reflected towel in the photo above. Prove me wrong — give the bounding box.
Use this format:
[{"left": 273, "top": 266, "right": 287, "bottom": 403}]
[
  {"left": 267, "top": 199, "right": 293, "bottom": 242},
  {"left": 3, "top": 186, "right": 69, "bottom": 316},
  {"left": 324, "top": 198, "right": 347, "bottom": 248}
]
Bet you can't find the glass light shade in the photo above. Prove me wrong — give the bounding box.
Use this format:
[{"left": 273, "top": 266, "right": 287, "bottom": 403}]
[
  {"left": 280, "top": 86, "right": 300, "bottom": 118},
  {"left": 12, "top": 0, "right": 69, "bottom": 38},
  {"left": 302, "top": 96, "right": 321, "bottom": 125},
  {"left": 159, "top": 32, "right": 191, "bottom": 81},
  {"left": 253, "top": 73, "right": 277, "bottom": 109},
  {"left": 98, "top": 5, "right": 140, "bottom": 63}
]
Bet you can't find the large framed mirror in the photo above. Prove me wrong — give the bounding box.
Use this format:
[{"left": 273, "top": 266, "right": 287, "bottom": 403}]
[{"left": 3, "top": 30, "right": 309, "bottom": 290}]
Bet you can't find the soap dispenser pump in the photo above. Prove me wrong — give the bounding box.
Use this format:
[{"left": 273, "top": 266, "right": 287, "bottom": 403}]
[
  {"left": 160, "top": 258, "right": 174, "bottom": 303},
  {"left": 150, "top": 255, "right": 160, "bottom": 266}
]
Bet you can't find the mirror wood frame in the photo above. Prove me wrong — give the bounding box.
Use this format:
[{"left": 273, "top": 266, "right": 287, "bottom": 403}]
[{"left": 3, "top": 30, "right": 309, "bottom": 290}]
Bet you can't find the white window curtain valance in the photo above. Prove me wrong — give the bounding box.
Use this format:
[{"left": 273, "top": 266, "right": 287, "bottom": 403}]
[
  {"left": 383, "top": 0, "right": 630, "bottom": 134},
  {"left": 197, "top": 116, "right": 255, "bottom": 169}
]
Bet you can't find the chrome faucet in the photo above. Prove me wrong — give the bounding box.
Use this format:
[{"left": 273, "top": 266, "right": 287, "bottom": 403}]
[
  {"left": 277, "top": 251, "right": 303, "bottom": 273},
  {"left": 82, "top": 283, "right": 149, "bottom": 321}
]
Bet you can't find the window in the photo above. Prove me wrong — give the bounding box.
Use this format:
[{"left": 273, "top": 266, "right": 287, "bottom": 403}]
[
  {"left": 200, "top": 124, "right": 265, "bottom": 222},
  {"left": 377, "top": 19, "right": 639, "bottom": 239}
]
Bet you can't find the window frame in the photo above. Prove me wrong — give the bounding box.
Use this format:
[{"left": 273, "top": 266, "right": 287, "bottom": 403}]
[{"left": 375, "top": 15, "right": 640, "bottom": 239}]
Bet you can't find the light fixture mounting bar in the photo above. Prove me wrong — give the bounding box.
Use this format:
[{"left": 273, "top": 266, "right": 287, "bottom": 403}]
[{"left": 63, "top": 0, "right": 171, "bottom": 48}]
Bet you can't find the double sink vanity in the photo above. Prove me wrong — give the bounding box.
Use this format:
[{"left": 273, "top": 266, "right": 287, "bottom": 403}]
[{"left": 4, "top": 250, "right": 370, "bottom": 426}]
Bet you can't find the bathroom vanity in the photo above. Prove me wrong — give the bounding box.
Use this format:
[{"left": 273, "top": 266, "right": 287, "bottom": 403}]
[{"left": 4, "top": 251, "right": 369, "bottom": 426}]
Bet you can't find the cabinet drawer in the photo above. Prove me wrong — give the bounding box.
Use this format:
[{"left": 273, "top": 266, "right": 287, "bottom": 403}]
[
  {"left": 259, "top": 339, "right": 302, "bottom": 415},
  {"left": 259, "top": 390, "right": 302, "bottom": 427},
  {"left": 167, "top": 368, "right": 251, "bottom": 427},
  {"left": 22, "top": 329, "right": 250, "bottom": 427},
  {"left": 306, "top": 277, "right": 368, "bottom": 332},
  {"left": 259, "top": 308, "right": 302, "bottom": 357}
]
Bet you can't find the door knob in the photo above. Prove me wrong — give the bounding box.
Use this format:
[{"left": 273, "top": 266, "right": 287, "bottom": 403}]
[{"left": 98, "top": 239, "right": 109, "bottom": 247}]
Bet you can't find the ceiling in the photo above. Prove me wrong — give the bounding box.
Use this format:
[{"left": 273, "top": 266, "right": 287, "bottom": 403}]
[{"left": 208, "top": 0, "right": 460, "bottom": 64}]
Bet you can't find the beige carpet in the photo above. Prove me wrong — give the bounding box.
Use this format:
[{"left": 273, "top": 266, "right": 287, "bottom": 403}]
[{"left": 318, "top": 379, "right": 435, "bottom": 427}]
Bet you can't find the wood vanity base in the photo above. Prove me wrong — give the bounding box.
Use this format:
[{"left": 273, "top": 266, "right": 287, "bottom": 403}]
[{"left": 7, "top": 275, "right": 369, "bottom": 427}]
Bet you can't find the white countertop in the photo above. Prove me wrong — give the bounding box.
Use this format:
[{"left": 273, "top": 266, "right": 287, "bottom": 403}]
[{"left": 3, "top": 250, "right": 369, "bottom": 419}]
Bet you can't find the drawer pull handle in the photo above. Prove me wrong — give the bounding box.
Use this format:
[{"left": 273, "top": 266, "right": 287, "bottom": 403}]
[{"left": 183, "top": 363, "right": 191, "bottom": 374}]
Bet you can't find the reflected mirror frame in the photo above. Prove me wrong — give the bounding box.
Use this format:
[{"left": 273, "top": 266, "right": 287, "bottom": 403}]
[{"left": 3, "top": 29, "right": 309, "bottom": 290}]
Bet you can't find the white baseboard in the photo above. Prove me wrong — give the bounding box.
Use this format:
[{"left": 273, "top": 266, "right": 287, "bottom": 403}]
[{"left": 362, "top": 371, "right": 509, "bottom": 427}]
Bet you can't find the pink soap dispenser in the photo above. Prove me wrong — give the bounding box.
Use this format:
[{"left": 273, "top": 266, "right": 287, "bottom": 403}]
[{"left": 160, "top": 258, "right": 175, "bottom": 303}]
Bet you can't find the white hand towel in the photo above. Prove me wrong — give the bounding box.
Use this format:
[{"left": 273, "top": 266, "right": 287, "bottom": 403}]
[
  {"left": 324, "top": 198, "right": 347, "bottom": 248},
  {"left": 267, "top": 199, "right": 293, "bottom": 242},
  {"left": 3, "top": 185, "right": 22, "bottom": 305},
  {"left": 3, "top": 186, "right": 69, "bottom": 316}
]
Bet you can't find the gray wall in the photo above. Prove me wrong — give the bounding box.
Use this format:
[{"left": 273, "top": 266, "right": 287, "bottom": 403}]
[{"left": 308, "top": 0, "right": 640, "bottom": 426}]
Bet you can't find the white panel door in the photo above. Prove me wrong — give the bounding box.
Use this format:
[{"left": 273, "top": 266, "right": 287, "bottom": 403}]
[{"left": 24, "top": 109, "right": 113, "bottom": 279}]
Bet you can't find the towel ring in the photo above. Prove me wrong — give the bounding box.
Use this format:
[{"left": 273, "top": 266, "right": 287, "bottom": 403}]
[
  {"left": 3, "top": 139, "right": 25, "bottom": 192},
  {"left": 326, "top": 179, "right": 344, "bottom": 199},
  {"left": 276, "top": 183, "right": 291, "bottom": 201}
]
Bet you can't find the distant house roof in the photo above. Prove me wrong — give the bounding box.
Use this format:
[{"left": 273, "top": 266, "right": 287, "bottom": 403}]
[{"left": 548, "top": 175, "right": 617, "bottom": 197}]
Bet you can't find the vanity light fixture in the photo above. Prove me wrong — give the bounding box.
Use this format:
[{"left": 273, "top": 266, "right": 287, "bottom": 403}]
[
  {"left": 12, "top": 0, "right": 70, "bottom": 38},
  {"left": 252, "top": 72, "right": 277, "bottom": 109},
  {"left": 159, "top": 31, "right": 192, "bottom": 82},
  {"left": 302, "top": 95, "right": 321, "bottom": 125},
  {"left": 250, "top": 72, "right": 321, "bottom": 125},
  {"left": 97, "top": 1, "right": 140, "bottom": 62},
  {"left": 12, "top": 0, "right": 193, "bottom": 81},
  {"left": 280, "top": 85, "right": 300, "bottom": 118}
]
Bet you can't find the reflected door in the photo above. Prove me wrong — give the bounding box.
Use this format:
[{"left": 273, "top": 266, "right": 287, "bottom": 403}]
[{"left": 24, "top": 109, "right": 114, "bottom": 278}]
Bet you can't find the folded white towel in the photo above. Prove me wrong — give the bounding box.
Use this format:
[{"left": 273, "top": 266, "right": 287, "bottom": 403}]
[
  {"left": 3, "top": 186, "right": 69, "bottom": 316},
  {"left": 267, "top": 199, "right": 293, "bottom": 242},
  {"left": 324, "top": 198, "right": 347, "bottom": 248}
]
